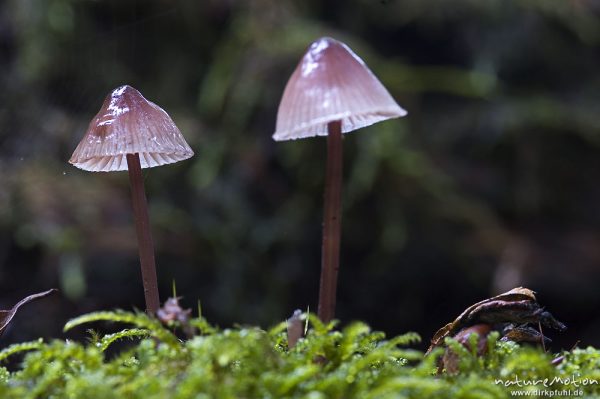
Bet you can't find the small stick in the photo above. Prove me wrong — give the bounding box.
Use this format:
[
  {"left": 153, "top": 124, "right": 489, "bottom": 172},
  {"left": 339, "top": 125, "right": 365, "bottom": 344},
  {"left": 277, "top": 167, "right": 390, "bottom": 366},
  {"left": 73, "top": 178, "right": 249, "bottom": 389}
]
[
  {"left": 127, "top": 153, "right": 160, "bottom": 315},
  {"left": 538, "top": 321, "right": 546, "bottom": 352},
  {"left": 287, "top": 310, "right": 304, "bottom": 349}
]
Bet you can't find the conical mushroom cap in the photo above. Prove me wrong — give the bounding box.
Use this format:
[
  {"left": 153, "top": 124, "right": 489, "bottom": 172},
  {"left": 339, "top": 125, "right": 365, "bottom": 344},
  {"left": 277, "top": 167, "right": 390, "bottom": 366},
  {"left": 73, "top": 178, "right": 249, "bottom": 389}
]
[
  {"left": 273, "top": 37, "right": 407, "bottom": 141},
  {"left": 69, "top": 85, "right": 194, "bottom": 172}
]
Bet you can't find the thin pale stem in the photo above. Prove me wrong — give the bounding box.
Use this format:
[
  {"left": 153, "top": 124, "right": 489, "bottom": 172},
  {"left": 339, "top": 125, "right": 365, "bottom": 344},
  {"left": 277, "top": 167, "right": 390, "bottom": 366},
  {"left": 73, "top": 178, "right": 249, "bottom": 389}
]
[
  {"left": 127, "top": 153, "right": 160, "bottom": 315},
  {"left": 318, "top": 120, "right": 343, "bottom": 323},
  {"left": 538, "top": 321, "right": 546, "bottom": 352}
]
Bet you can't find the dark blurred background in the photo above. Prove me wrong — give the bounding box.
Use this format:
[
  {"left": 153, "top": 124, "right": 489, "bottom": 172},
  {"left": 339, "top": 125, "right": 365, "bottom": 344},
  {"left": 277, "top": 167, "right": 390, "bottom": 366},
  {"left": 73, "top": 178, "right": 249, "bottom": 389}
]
[{"left": 1, "top": 0, "right": 600, "bottom": 350}]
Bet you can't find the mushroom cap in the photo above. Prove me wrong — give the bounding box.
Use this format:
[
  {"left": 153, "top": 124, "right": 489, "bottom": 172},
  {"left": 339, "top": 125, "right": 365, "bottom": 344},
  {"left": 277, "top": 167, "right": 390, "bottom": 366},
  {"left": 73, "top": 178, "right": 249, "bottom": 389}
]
[
  {"left": 69, "top": 85, "right": 194, "bottom": 172},
  {"left": 273, "top": 37, "right": 407, "bottom": 141}
]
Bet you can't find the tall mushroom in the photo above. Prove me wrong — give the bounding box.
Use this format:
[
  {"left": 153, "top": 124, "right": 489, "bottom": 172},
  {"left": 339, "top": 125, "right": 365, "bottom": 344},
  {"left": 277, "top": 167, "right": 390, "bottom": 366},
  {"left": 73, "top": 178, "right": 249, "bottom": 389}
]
[
  {"left": 69, "top": 85, "right": 194, "bottom": 314},
  {"left": 273, "top": 37, "right": 407, "bottom": 323}
]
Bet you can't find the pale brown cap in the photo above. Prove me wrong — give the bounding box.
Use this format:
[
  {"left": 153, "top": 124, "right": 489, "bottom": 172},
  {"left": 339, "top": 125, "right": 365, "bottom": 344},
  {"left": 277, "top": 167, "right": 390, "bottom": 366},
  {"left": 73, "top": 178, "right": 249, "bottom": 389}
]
[
  {"left": 273, "top": 37, "right": 407, "bottom": 141},
  {"left": 69, "top": 85, "right": 194, "bottom": 172}
]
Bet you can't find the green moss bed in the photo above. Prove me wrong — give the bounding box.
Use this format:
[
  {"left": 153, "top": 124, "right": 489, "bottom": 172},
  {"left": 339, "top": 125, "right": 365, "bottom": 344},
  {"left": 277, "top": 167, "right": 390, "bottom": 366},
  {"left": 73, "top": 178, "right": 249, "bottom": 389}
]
[{"left": 0, "top": 311, "right": 599, "bottom": 398}]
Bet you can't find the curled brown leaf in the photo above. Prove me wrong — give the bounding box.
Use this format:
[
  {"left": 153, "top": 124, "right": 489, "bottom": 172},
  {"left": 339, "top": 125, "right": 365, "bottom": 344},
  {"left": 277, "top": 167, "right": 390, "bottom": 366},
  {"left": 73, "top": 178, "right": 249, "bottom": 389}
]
[{"left": 0, "top": 289, "right": 58, "bottom": 337}]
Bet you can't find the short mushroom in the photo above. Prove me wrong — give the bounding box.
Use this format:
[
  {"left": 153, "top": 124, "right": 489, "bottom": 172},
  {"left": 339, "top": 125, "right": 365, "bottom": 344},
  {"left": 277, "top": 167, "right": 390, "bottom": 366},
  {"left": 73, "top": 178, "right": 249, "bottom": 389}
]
[
  {"left": 70, "top": 85, "right": 194, "bottom": 314},
  {"left": 273, "top": 37, "right": 407, "bottom": 322}
]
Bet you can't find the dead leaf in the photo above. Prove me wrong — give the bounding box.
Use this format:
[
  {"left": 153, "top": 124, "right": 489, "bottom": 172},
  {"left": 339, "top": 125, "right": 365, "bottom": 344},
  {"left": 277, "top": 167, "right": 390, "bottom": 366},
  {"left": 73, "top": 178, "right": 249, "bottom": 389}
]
[
  {"left": 426, "top": 287, "right": 564, "bottom": 354},
  {"left": 0, "top": 289, "right": 58, "bottom": 337}
]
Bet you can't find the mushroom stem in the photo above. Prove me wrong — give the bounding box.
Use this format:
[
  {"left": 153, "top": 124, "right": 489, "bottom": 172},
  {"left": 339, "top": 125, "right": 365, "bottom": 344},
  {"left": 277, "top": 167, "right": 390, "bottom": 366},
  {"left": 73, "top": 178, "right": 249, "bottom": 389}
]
[
  {"left": 318, "top": 120, "right": 343, "bottom": 323},
  {"left": 126, "top": 153, "right": 160, "bottom": 315}
]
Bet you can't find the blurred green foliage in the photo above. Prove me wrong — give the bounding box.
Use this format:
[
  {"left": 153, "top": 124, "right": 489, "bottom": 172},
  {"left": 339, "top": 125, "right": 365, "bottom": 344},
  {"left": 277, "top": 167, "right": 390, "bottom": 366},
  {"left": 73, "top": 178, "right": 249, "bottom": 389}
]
[
  {"left": 1, "top": 0, "right": 600, "bottom": 347},
  {"left": 0, "top": 310, "right": 598, "bottom": 398}
]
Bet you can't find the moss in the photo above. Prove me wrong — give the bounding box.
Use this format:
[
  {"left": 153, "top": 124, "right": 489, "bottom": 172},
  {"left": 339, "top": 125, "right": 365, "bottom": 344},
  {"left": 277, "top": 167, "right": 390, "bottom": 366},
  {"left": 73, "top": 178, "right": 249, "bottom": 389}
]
[{"left": 0, "top": 311, "right": 598, "bottom": 398}]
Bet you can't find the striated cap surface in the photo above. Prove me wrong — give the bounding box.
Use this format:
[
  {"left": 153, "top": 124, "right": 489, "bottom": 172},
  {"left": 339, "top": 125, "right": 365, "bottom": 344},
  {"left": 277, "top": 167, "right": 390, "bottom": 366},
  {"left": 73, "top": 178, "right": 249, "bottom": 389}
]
[
  {"left": 70, "top": 85, "right": 194, "bottom": 172},
  {"left": 273, "top": 37, "right": 407, "bottom": 141}
]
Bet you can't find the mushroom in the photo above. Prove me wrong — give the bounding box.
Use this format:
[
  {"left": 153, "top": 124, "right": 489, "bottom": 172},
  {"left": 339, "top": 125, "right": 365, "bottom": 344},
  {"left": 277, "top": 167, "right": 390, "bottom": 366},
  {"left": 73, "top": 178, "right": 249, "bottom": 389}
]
[
  {"left": 273, "top": 37, "right": 407, "bottom": 322},
  {"left": 69, "top": 85, "right": 193, "bottom": 314}
]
